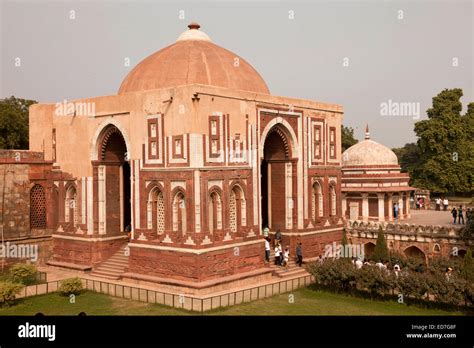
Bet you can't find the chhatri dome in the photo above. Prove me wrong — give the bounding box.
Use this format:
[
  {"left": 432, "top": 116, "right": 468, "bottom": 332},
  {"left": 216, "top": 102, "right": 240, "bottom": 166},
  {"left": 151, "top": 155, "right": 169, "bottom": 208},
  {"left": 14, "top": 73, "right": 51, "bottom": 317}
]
[
  {"left": 342, "top": 125, "right": 399, "bottom": 167},
  {"left": 118, "top": 22, "right": 270, "bottom": 95}
]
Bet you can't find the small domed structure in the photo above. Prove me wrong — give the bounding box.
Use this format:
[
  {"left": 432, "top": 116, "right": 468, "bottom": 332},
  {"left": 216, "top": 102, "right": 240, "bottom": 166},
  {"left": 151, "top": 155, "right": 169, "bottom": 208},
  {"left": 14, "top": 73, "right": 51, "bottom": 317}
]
[
  {"left": 341, "top": 125, "right": 415, "bottom": 222},
  {"left": 118, "top": 22, "right": 270, "bottom": 95},
  {"left": 342, "top": 126, "right": 398, "bottom": 167}
]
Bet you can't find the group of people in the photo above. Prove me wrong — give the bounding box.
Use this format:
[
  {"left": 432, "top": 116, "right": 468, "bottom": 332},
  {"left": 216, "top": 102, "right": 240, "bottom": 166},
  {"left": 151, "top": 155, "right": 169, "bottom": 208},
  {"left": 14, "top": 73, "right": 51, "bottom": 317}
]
[
  {"left": 263, "top": 229, "right": 304, "bottom": 268},
  {"left": 434, "top": 197, "right": 449, "bottom": 211},
  {"left": 351, "top": 258, "right": 417, "bottom": 278},
  {"left": 451, "top": 205, "right": 472, "bottom": 225}
]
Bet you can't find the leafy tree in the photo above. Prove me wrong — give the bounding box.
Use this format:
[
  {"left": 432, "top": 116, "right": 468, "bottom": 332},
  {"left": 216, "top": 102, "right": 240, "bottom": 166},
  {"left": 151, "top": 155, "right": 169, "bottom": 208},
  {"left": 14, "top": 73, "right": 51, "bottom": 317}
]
[
  {"left": 461, "top": 249, "right": 474, "bottom": 283},
  {"left": 0, "top": 96, "right": 36, "bottom": 149},
  {"left": 412, "top": 89, "right": 473, "bottom": 193},
  {"left": 392, "top": 143, "right": 421, "bottom": 178},
  {"left": 372, "top": 226, "right": 389, "bottom": 263},
  {"left": 341, "top": 125, "right": 358, "bottom": 152}
]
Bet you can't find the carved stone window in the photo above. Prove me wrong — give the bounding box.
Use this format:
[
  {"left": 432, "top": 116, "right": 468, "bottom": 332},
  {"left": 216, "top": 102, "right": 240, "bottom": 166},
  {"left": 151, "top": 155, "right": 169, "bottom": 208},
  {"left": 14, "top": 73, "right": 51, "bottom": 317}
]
[{"left": 30, "top": 184, "right": 46, "bottom": 229}]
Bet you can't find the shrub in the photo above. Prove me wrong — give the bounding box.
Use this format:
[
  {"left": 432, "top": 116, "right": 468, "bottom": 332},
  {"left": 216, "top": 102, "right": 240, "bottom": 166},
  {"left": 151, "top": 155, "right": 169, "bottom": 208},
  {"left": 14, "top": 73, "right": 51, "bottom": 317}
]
[
  {"left": 396, "top": 271, "right": 430, "bottom": 301},
  {"left": 356, "top": 266, "right": 396, "bottom": 298},
  {"left": 308, "top": 258, "right": 473, "bottom": 308},
  {"left": 59, "top": 277, "right": 83, "bottom": 296},
  {"left": 428, "top": 273, "right": 467, "bottom": 306},
  {"left": 463, "top": 282, "right": 474, "bottom": 306},
  {"left": 428, "top": 257, "right": 462, "bottom": 276},
  {"left": 0, "top": 281, "right": 24, "bottom": 306},
  {"left": 388, "top": 251, "right": 419, "bottom": 271},
  {"left": 10, "top": 263, "right": 37, "bottom": 284},
  {"left": 461, "top": 249, "right": 474, "bottom": 282},
  {"left": 309, "top": 259, "right": 357, "bottom": 293}
]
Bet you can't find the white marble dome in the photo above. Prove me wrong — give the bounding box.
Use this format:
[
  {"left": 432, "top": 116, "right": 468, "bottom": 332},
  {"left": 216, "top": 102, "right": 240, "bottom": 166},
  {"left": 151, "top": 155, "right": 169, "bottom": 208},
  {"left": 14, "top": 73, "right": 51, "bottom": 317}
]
[{"left": 342, "top": 127, "right": 399, "bottom": 167}]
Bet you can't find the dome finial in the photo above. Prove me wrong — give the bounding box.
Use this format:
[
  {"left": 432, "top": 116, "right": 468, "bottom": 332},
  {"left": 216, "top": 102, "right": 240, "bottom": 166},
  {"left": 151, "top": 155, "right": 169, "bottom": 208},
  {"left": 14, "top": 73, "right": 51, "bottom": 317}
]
[
  {"left": 365, "top": 124, "right": 370, "bottom": 139},
  {"left": 188, "top": 22, "right": 200, "bottom": 30}
]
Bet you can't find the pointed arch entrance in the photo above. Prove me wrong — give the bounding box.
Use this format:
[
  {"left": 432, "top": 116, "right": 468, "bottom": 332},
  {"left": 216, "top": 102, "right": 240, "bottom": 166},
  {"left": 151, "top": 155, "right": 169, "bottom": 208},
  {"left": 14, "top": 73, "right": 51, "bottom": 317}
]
[
  {"left": 261, "top": 125, "right": 294, "bottom": 231},
  {"left": 96, "top": 124, "right": 131, "bottom": 234}
]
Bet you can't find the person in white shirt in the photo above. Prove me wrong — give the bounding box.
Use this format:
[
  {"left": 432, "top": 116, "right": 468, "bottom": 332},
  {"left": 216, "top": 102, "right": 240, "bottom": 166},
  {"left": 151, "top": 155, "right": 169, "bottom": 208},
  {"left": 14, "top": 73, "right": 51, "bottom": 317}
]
[
  {"left": 264, "top": 237, "right": 271, "bottom": 263},
  {"left": 282, "top": 247, "right": 290, "bottom": 269},
  {"left": 393, "top": 264, "right": 401, "bottom": 277},
  {"left": 443, "top": 198, "right": 449, "bottom": 211},
  {"left": 375, "top": 261, "right": 384, "bottom": 270},
  {"left": 355, "top": 258, "right": 363, "bottom": 269},
  {"left": 435, "top": 198, "right": 441, "bottom": 211},
  {"left": 274, "top": 243, "right": 281, "bottom": 266}
]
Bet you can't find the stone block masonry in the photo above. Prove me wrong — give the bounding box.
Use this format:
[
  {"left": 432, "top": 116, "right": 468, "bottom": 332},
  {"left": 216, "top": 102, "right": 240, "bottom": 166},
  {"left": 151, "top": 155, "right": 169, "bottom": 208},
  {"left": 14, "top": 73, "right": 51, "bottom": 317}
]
[{"left": 0, "top": 163, "right": 31, "bottom": 239}]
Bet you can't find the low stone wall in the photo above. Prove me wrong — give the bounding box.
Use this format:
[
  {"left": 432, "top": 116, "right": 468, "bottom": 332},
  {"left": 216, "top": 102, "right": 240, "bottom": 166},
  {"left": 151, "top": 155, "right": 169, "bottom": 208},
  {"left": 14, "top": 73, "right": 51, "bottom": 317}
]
[
  {"left": 345, "top": 220, "right": 470, "bottom": 259},
  {"left": 0, "top": 236, "right": 53, "bottom": 269},
  {"left": 14, "top": 274, "right": 314, "bottom": 313}
]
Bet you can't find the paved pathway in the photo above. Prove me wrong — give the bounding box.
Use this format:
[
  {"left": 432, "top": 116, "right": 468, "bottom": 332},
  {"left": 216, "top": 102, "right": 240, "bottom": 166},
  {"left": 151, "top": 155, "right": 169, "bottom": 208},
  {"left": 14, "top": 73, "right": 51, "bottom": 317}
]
[{"left": 403, "top": 210, "right": 468, "bottom": 227}]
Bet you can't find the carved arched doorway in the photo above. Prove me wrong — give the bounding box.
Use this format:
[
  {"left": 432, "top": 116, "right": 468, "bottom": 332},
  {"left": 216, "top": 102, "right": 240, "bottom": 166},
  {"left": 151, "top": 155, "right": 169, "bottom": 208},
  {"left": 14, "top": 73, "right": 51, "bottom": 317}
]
[
  {"left": 261, "top": 125, "right": 293, "bottom": 231},
  {"left": 96, "top": 125, "right": 131, "bottom": 234}
]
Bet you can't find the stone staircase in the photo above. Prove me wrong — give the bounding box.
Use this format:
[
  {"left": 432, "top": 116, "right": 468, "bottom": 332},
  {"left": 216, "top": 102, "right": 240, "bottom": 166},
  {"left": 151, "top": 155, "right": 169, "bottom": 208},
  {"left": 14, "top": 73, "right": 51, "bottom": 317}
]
[
  {"left": 90, "top": 244, "right": 129, "bottom": 280},
  {"left": 267, "top": 251, "right": 310, "bottom": 279}
]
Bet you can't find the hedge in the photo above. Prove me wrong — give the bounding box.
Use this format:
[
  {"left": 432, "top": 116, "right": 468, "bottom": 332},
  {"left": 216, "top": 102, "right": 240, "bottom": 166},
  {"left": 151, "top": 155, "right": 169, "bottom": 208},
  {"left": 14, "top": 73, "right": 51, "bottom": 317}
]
[{"left": 308, "top": 258, "right": 473, "bottom": 307}]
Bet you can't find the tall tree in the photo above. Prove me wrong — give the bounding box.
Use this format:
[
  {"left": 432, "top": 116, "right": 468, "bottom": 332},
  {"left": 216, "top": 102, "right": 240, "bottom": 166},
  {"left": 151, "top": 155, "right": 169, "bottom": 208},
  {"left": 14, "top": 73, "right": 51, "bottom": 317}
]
[
  {"left": 412, "top": 89, "right": 473, "bottom": 193},
  {"left": 392, "top": 143, "right": 421, "bottom": 183},
  {"left": 0, "top": 96, "right": 36, "bottom": 149},
  {"left": 341, "top": 125, "right": 358, "bottom": 152},
  {"left": 372, "top": 226, "right": 389, "bottom": 263}
]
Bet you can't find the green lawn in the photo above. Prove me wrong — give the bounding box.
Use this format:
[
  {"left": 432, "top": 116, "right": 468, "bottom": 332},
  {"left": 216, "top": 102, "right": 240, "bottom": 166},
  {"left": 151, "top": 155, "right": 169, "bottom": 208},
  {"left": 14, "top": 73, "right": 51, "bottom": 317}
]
[{"left": 0, "top": 288, "right": 468, "bottom": 316}]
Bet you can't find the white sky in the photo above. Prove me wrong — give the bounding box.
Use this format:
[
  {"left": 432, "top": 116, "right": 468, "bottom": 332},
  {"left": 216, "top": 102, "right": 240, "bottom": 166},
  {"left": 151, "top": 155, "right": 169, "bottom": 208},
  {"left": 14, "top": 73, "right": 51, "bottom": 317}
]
[{"left": 1, "top": 0, "right": 472, "bottom": 147}]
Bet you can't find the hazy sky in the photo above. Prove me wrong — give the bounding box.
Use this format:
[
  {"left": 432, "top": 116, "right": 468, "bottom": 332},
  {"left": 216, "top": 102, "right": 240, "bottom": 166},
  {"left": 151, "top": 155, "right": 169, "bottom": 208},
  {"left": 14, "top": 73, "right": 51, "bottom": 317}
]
[{"left": 1, "top": 0, "right": 472, "bottom": 147}]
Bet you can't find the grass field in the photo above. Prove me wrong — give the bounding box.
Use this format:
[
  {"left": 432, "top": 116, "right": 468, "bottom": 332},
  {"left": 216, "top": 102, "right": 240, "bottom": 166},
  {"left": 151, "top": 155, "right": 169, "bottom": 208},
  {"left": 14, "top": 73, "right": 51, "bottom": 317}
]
[{"left": 0, "top": 288, "right": 468, "bottom": 316}]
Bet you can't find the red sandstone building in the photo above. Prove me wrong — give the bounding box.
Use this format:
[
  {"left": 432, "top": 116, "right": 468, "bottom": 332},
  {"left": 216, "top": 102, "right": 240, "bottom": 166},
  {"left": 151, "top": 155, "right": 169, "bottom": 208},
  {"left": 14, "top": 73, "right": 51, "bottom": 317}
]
[
  {"left": 341, "top": 126, "right": 415, "bottom": 222},
  {"left": 8, "top": 23, "right": 346, "bottom": 285}
]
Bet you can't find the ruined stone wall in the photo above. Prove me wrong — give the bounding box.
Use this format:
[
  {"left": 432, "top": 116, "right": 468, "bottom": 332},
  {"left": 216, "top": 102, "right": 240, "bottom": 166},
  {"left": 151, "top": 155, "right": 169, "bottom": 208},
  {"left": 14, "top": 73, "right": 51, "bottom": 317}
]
[{"left": 0, "top": 163, "right": 31, "bottom": 239}]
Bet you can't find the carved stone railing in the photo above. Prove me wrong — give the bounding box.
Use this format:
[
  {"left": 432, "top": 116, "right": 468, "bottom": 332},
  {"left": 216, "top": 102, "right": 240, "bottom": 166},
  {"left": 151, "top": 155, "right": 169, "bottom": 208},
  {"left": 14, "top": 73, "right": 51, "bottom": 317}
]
[{"left": 345, "top": 219, "right": 464, "bottom": 239}]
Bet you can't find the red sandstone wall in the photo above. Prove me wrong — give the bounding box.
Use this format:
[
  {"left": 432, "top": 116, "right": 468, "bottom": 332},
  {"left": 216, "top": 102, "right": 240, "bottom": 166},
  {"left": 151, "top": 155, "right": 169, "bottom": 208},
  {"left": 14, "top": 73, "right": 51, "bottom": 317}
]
[
  {"left": 128, "top": 241, "right": 265, "bottom": 282},
  {"left": 52, "top": 237, "right": 126, "bottom": 266},
  {"left": 280, "top": 229, "right": 343, "bottom": 259}
]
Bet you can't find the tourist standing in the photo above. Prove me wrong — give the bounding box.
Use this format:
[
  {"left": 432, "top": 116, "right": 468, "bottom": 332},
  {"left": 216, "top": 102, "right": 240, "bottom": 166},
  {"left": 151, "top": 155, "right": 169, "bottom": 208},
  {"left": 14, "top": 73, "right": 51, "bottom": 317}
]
[
  {"left": 274, "top": 243, "right": 282, "bottom": 265},
  {"left": 435, "top": 197, "right": 441, "bottom": 211},
  {"left": 445, "top": 267, "right": 453, "bottom": 282},
  {"left": 443, "top": 198, "right": 449, "bottom": 211},
  {"left": 274, "top": 229, "right": 282, "bottom": 246},
  {"left": 451, "top": 207, "right": 458, "bottom": 224},
  {"left": 458, "top": 205, "right": 465, "bottom": 224},
  {"left": 296, "top": 242, "right": 303, "bottom": 267},
  {"left": 393, "top": 264, "right": 401, "bottom": 278},
  {"left": 283, "top": 246, "right": 290, "bottom": 269},
  {"left": 393, "top": 203, "right": 399, "bottom": 220},
  {"left": 264, "top": 237, "right": 271, "bottom": 263}
]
